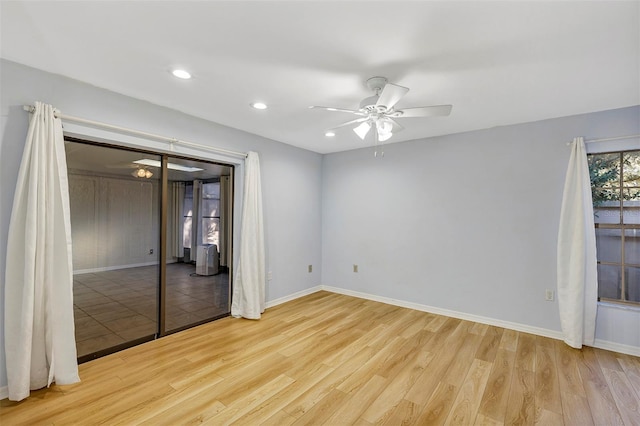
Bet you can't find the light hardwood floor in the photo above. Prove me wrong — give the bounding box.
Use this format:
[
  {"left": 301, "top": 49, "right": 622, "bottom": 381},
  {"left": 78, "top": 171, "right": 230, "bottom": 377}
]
[{"left": 2, "top": 291, "right": 639, "bottom": 425}]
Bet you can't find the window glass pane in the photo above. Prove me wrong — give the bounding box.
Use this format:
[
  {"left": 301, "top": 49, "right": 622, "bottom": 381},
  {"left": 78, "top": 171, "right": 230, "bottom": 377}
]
[
  {"left": 592, "top": 187, "right": 621, "bottom": 204},
  {"left": 202, "top": 182, "right": 220, "bottom": 198},
  {"left": 183, "top": 217, "right": 192, "bottom": 248},
  {"left": 183, "top": 197, "right": 193, "bottom": 218},
  {"left": 622, "top": 151, "right": 640, "bottom": 224},
  {"left": 594, "top": 204, "right": 621, "bottom": 224},
  {"left": 622, "top": 151, "right": 640, "bottom": 188},
  {"left": 202, "top": 218, "right": 220, "bottom": 247},
  {"left": 590, "top": 153, "right": 621, "bottom": 226},
  {"left": 625, "top": 228, "right": 640, "bottom": 265},
  {"left": 623, "top": 187, "right": 640, "bottom": 200},
  {"left": 595, "top": 228, "right": 622, "bottom": 263},
  {"left": 626, "top": 266, "right": 640, "bottom": 303},
  {"left": 624, "top": 207, "right": 640, "bottom": 225},
  {"left": 202, "top": 199, "right": 219, "bottom": 218},
  {"left": 589, "top": 153, "right": 620, "bottom": 191},
  {"left": 597, "top": 264, "right": 621, "bottom": 300}
]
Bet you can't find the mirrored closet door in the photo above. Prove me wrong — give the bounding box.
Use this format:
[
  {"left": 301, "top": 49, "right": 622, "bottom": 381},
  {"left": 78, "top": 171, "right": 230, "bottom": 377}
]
[
  {"left": 65, "top": 139, "right": 233, "bottom": 361},
  {"left": 164, "top": 156, "right": 233, "bottom": 333}
]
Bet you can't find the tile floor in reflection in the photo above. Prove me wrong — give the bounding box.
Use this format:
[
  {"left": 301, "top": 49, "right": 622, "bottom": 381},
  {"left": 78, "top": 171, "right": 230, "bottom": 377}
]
[{"left": 73, "top": 263, "right": 229, "bottom": 357}]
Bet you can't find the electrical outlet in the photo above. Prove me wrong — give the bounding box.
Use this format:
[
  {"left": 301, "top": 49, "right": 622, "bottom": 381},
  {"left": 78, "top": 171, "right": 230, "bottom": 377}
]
[
  {"left": 267, "top": 271, "right": 273, "bottom": 281},
  {"left": 545, "top": 289, "right": 554, "bottom": 301},
  {"left": 308, "top": 265, "right": 312, "bottom": 273},
  {"left": 149, "top": 249, "right": 153, "bottom": 255},
  {"left": 353, "top": 264, "right": 358, "bottom": 273}
]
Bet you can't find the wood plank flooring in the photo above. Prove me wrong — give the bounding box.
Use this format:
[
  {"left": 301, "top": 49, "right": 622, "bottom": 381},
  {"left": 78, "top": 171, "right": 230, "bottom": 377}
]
[{"left": 1, "top": 291, "right": 639, "bottom": 425}]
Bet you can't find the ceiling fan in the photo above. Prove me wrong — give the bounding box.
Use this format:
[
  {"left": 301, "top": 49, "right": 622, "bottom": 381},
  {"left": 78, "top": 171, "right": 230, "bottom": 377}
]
[
  {"left": 103, "top": 161, "right": 153, "bottom": 178},
  {"left": 310, "top": 76, "right": 452, "bottom": 146}
]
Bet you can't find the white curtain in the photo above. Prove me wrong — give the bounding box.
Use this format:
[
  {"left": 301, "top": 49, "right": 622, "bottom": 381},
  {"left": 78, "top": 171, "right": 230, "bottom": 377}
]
[
  {"left": 231, "top": 152, "right": 265, "bottom": 319},
  {"left": 190, "top": 179, "right": 202, "bottom": 258},
  {"left": 171, "top": 182, "right": 185, "bottom": 258},
  {"left": 557, "top": 137, "right": 598, "bottom": 348},
  {"left": 4, "top": 102, "right": 80, "bottom": 401},
  {"left": 219, "top": 175, "right": 232, "bottom": 267}
]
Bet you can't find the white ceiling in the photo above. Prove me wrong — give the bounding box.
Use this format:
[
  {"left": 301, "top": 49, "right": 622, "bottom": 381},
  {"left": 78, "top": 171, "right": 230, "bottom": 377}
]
[{"left": 1, "top": 1, "right": 638, "bottom": 154}]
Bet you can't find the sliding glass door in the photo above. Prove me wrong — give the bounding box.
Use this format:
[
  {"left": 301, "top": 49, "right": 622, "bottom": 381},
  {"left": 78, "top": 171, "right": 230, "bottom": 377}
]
[
  {"left": 163, "top": 157, "right": 233, "bottom": 333},
  {"left": 66, "top": 141, "right": 160, "bottom": 360},
  {"left": 65, "top": 139, "right": 233, "bottom": 361}
]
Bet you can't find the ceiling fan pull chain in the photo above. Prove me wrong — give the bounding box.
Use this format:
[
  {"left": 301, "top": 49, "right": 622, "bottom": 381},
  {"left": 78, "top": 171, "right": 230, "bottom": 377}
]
[
  {"left": 373, "top": 129, "right": 378, "bottom": 157},
  {"left": 373, "top": 129, "right": 384, "bottom": 158}
]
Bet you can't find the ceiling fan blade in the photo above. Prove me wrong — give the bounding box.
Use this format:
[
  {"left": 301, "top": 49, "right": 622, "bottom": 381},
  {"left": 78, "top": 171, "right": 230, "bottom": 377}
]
[
  {"left": 376, "top": 83, "right": 409, "bottom": 110},
  {"left": 309, "top": 106, "right": 366, "bottom": 115},
  {"left": 393, "top": 105, "right": 453, "bottom": 118},
  {"left": 388, "top": 118, "right": 404, "bottom": 133},
  {"left": 328, "top": 117, "right": 368, "bottom": 131}
]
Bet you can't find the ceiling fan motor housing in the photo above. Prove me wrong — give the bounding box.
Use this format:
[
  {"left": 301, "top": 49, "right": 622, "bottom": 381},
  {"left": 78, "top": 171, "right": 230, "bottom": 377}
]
[
  {"left": 359, "top": 95, "right": 382, "bottom": 112},
  {"left": 366, "top": 76, "right": 388, "bottom": 93},
  {"left": 361, "top": 76, "right": 392, "bottom": 113}
]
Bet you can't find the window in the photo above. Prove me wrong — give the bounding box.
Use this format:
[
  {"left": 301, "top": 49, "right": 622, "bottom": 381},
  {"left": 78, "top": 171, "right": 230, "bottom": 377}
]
[
  {"left": 183, "top": 183, "right": 193, "bottom": 248},
  {"left": 588, "top": 150, "right": 640, "bottom": 304},
  {"left": 182, "top": 181, "right": 220, "bottom": 249},
  {"left": 201, "top": 182, "right": 220, "bottom": 248}
]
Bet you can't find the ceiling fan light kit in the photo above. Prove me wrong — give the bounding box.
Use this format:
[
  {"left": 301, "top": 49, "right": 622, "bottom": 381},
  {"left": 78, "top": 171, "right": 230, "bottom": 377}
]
[
  {"left": 353, "top": 121, "right": 371, "bottom": 140},
  {"left": 132, "top": 167, "right": 153, "bottom": 179},
  {"left": 310, "top": 76, "right": 453, "bottom": 155},
  {"left": 376, "top": 119, "right": 393, "bottom": 142}
]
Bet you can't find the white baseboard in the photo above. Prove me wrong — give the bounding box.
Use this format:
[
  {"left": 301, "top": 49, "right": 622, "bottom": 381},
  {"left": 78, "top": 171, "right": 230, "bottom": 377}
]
[
  {"left": 594, "top": 338, "right": 640, "bottom": 357},
  {"left": 268, "top": 284, "right": 639, "bottom": 357},
  {"left": 73, "top": 260, "right": 176, "bottom": 275},
  {"left": 266, "top": 286, "right": 322, "bottom": 309},
  {"left": 0, "top": 385, "right": 8, "bottom": 400},
  {"left": 321, "top": 285, "right": 565, "bottom": 341}
]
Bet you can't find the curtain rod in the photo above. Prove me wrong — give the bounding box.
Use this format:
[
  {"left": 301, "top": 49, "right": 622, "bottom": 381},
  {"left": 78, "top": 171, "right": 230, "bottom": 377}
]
[
  {"left": 566, "top": 134, "right": 640, "bottom": 146},
  {"left": 585, "top": 134, "right": 640, "bottom": 144},
  {"left": 23, "top": 105, "right": 248, "bottom": 159}
]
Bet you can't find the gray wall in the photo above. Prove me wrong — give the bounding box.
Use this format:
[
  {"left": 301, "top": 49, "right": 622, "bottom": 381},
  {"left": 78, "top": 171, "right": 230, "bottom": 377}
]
[
  {"left": 68, "top": 172, "right": 161, "bottom": 273},
  {"left": 322, "top": 105, "right": 640, "bottom": 348},
  {"left": 0, "top": 59, "right": 323, "bottom": 389}
]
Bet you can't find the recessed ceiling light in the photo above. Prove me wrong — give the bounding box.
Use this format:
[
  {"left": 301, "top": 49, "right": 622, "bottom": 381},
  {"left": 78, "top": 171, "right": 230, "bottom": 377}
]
[
  {"left": 251, "top": 102, "right": 267, "bottom": 110},
  {"left": 325, "top": 131, "right": 336, "bottom": 137},
  {"left": 171, "top": 69, "right": 191, "bottom": 79}
]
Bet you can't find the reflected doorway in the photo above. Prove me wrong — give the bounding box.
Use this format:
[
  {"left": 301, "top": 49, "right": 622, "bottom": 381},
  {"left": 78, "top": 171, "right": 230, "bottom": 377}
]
[{"left": 65, "top": 139, "right": 233, "bottom": 361}]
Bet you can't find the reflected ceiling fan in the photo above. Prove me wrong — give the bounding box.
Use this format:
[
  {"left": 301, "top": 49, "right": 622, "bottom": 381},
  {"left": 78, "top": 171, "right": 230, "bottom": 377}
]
[
  {"left": 104, "top": 161, "right": 154, "bottom": 178},
  {"left": 310, "top": 76, "right": 452, "bottom": 148}
]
